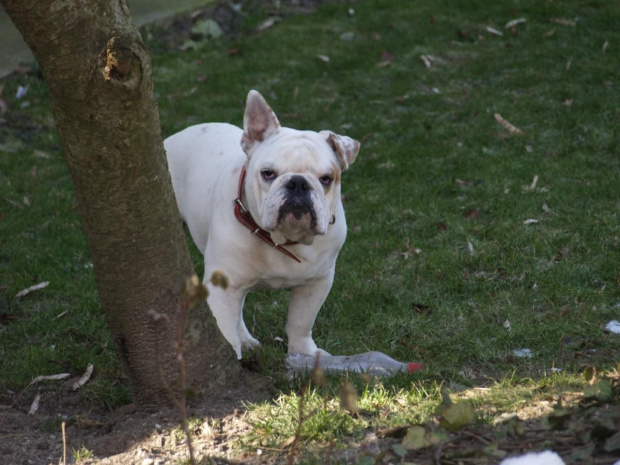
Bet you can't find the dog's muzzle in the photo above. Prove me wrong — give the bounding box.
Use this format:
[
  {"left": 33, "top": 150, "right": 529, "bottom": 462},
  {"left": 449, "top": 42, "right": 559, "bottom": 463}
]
[{"left": 277, "top": 175, "right": 317, "bottom": 227}]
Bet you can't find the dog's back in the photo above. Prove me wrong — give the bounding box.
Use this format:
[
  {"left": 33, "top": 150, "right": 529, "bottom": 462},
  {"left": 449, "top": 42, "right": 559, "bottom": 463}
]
[{"left": 164, "top": 122, "right": 245, "bottom": 252}]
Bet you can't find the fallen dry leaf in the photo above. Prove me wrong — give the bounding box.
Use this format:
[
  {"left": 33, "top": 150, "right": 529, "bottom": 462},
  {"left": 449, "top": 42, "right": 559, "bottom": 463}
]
[
  {"left": 16, "top": 281, "right": 50, "bottom": 299},
  {"left": 72, "top": 363, "right": 94, "bottom": 391},
  {"left": 28, "top": 391, "right": 41, "bottom": 415},
  {"left": 494, "top": 113, "right": 524, "bottom": 135},
  {"left": 542, "top": 28, "right": 556, "bottom": 38},
  {"left": 602, "top": 40, "right": 609, "bottom": 53},
  {"left": 486, "top": 26, "right": 503, "bottom": 36},
  {"left": 378, "top": 49, "right": 395, "bottom": 66},
  {"left": 467, "top": 241, "right": 475, "bottom": 257},
  {"left": 550, "top": 18, "right": 576, "bottom": 27},
  {"left": 31, "top": 373, "right": 71, "bottom": 384},
  {"left": 505, "top": 18, "right": 526, "bottom": 28},
  {"left": 420, "top": 54, "right": 432, "bottom": 68},
  {"left": 523, "top": 218, "right": 539, "bottom": 225},
  {"left": 256, "top": 17, "right": 280, "bottom": 32},
  {"left": 463, "top": 208, "right": 481, "bottom": 220},
  {"left": 522, "top": 174, "right": 539, "bottom": 192}
]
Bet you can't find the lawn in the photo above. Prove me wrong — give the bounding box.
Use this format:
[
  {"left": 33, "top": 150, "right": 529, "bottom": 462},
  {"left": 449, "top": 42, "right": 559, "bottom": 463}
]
[{"left": 1, "top": 0, "right": 619, "bottom": 463}]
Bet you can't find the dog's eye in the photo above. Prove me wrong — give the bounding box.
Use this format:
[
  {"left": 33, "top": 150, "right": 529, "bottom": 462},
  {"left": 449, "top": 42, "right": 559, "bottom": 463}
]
[
  {"left": 319, "top": 175, "right": 333, "bottom": 186},
  {"left": 261, "top": 169, "right": 276, "bottom": 180}
]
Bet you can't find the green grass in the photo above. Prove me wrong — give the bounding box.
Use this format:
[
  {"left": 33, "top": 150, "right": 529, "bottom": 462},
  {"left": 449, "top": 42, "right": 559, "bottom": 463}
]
[{"left": 1, "top": 0, "right": 619, "bottom": 460}]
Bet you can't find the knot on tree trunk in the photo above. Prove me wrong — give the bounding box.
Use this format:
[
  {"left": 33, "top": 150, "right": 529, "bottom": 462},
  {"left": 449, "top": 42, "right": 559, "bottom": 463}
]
[{"left": 99, "top": 36, "right": 142, "bottom": 86}]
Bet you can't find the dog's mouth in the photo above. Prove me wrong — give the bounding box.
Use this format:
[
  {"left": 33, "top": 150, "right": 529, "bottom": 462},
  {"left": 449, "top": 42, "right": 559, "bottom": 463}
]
[{"left": 277, "top": 199, "right": 317, "bottom": 229}]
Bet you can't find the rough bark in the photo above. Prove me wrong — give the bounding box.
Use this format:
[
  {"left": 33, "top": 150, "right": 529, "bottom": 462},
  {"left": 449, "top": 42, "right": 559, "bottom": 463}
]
[{"left": 1, "top": 0, "right": 241, "bottom": 410}]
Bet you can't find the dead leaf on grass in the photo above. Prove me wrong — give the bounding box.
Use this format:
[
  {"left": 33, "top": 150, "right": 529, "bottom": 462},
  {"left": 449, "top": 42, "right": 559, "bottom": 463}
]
[
  {"left": 438, "top": 401, "right": 475, "bottom": 432},
  {"left": 377, "top": 49, "right": 394, "bottom": 67},
  {"left": 28, "top": 391, "right": 41, "bottom": 415},
  {"left": 75, "top": 416, "right": 105, "bottom": 429},
  {"left": 463, "top": 208, "right": 481, "bottom": 220},
  {"left": 550, "top": 18, "right": 576, "bottom": 27},
  {"left": 521, "top": 174, "right": 538, "bottom": 192},
  {"left": 602, "top": 41, "right": 609, "bottom": 53},
  {"left": 505, "top": 18, "right": 526, "bottom": 28},
  {"left": 420, "top": 54, "right": 432, "bottom": 68},
  {"left": 494, "top": 113, "right": 524, "bottom": 135},
  {"left": 338, "top": 379, "right": 359, "bottom": 413},
  {"left": 72, "top": 363, "right": 94, "bottom": 391},
  {"left": 555, "top": 246, "right": 570, "bottom": 261},
  {"left": 486, "top": 26, "right": 503, "bottom": 36},
  {"left": 542, "top": 28, "right": 556, "bottom": 38},
  {"left": 412, "top": 303, "right": 433, "bottom": 316},
  {"left": 31, "top": 373, "right": 71, "bottom": 384},
  {"left": 16, "top": 281, "right": 50, "bottom": 299},
  {"left": 467, "top": 241, "right": 475, "bottom": 257},
  {"left": 523, "top": 218, "right": 539, "bottom": 225},
  {"left": 256, "top": 17, "right": 280, "bottom": 32},
  {"left": 401, "top": 425, "right": 444, "bottom": 450}
]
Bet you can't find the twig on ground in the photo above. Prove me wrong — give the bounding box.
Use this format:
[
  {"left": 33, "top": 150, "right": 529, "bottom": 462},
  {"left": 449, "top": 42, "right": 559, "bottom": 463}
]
[{"left": 62, "top": 421, "right": 67, "bottom": 465}]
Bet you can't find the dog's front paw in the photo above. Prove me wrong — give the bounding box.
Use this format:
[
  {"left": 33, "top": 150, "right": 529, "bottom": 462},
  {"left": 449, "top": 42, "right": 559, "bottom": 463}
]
[{"left": 288, "top": 338, "right": 328, "bottom": 357}]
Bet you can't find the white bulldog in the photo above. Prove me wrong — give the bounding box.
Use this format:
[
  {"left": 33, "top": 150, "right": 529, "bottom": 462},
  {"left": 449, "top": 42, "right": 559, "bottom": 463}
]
[{"left": 165, "top": 90, "right": 360, "bottom": 359}]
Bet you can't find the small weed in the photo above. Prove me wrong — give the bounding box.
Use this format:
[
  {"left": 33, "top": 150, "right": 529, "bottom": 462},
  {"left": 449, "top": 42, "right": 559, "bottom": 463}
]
[{"left": 71, "top": 446, "right": 94, "bottom": 462}]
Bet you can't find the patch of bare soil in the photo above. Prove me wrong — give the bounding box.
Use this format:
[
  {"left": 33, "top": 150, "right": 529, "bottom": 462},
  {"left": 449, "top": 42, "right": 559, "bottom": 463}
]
[{"left": 0, "top": 378, "right": 268, "bottom": 465}]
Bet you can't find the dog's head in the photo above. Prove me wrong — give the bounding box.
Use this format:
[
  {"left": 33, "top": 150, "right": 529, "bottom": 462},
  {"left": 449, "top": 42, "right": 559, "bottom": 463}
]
[{"left": 240, "top": 90, "right": 360, "bottom": 245}]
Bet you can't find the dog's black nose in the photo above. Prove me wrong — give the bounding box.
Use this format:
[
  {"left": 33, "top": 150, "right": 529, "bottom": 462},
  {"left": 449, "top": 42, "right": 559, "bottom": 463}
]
[{"left": 285, "top": 175, "right": 311, "bottom": 194}]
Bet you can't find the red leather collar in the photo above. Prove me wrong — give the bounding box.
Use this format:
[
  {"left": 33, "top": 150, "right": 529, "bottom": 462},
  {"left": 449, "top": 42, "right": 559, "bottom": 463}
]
[{"left": 233, "top": 165, "right": 301, "bottom": 263}]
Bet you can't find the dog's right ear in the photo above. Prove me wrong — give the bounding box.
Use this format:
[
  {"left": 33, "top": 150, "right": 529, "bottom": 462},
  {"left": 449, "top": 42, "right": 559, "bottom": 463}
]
[{"left": 241, "top": 90, "right": 281, "bottom": 154}]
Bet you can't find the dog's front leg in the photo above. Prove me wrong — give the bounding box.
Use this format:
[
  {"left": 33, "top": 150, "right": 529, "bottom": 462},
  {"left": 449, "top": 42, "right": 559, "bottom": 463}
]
[
  {"left": 206, "top": 284, "right": 251, "bottom": 359},
  {"left": 286, "top": 276, "right": 333, "bottom": 356}
]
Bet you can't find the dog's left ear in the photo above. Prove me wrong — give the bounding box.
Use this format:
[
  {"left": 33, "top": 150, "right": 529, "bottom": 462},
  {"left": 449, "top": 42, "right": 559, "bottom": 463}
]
[
  {"left": 242, "top": 90, "right": 281, "bottom": 154},
  {"left": 320, "top": 131, "right": 360, "bottom": 171}
]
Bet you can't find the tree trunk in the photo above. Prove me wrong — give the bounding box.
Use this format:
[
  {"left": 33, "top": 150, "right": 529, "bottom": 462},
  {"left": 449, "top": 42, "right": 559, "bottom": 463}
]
[{"left": 1, "top": 0, "right": 241, "bottom": 410}]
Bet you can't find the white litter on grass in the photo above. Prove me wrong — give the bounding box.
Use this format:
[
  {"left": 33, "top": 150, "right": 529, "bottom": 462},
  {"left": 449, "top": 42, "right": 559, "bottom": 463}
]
[
  {"left": 15, "top": 281, "right": 50, "bottom": 298},
  {"left": 31, "top": 373, "right": 70, "bottom": 385},
  {"left": 486, "top": 26, "right": 503, "bottom": 36},
  {"left": 500, "top": 450, "right": 565, "bottom": 465},
  {"left": 16, "top": 85, "right": 29, "bottom": 99},
  {"left": 28, "top": 391, "right": 41, "bottom": 415},
  {"left": 523, "top": 219, "right": 539, "bottom": 225},
  {"left": 316, "top": 54, "right": 330, "bottom": 63},
  {"left": 505, "top": 18, "right": 527, "bottom": 29},
  {"left": 513, "top": 348, "right": 533, "bottom": 358},
  {"left": 605, "top": 320, "right": 620, "bottom": 334},
  {"left": 551, "top": 367, "right": 562, "bottom": 373},
  {"left": 467, "top": 241, "right": 475, "bottom": 257},
  {"left": 72, "top": 363, "right": 94, "bottom": 391}
]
